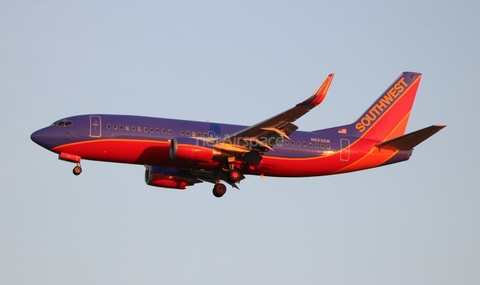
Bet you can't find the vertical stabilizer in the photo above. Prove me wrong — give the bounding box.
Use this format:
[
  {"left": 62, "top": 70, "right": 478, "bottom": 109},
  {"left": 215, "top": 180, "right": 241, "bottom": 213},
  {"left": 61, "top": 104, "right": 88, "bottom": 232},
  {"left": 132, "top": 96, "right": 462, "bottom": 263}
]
[{"left": 351, "top": 72, "right": 422, "bottom": 141}]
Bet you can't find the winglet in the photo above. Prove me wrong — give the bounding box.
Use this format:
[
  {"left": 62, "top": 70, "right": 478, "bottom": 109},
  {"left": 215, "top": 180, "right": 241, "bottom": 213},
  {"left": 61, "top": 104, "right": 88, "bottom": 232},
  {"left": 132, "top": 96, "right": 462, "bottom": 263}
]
[
  {"left": 376, "top": 125, "right": 446, "bottom": 151},
  {"left": 299, "top": 73, "right": 334, "bottom": 106}
]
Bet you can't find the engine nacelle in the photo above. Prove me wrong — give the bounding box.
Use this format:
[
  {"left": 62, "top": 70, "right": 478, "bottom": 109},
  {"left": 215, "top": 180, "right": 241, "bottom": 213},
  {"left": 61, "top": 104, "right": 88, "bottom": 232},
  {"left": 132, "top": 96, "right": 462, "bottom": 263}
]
[
  {"left": 145, "top": 166, "right": 195, "bottom": 189},
  {"left": 170, "top": 137, "right": 223, "bottom": 163}
]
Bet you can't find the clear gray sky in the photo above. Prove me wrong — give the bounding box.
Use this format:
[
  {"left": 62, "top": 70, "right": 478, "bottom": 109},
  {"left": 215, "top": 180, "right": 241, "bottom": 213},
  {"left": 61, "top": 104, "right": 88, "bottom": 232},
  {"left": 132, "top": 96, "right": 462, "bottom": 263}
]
[{"left": 1, "top": 1, "right": 479, "bottom": 284}]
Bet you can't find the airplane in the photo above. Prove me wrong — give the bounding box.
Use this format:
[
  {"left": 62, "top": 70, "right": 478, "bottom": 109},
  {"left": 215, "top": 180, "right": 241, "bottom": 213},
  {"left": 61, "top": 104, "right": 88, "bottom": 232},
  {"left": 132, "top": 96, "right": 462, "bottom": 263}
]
[{"left": 31, "top": 72, "right": 445, "bottom": 197}]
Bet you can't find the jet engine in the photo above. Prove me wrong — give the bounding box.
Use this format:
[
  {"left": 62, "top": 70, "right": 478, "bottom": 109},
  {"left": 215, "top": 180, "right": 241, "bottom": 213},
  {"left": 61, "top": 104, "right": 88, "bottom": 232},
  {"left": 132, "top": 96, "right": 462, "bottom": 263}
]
[
  {"left": 145, "top": 166, "right": 202, "bottom": 189},
  {"left": 170, "top": 137, "right": 223, "bottom": 163}
]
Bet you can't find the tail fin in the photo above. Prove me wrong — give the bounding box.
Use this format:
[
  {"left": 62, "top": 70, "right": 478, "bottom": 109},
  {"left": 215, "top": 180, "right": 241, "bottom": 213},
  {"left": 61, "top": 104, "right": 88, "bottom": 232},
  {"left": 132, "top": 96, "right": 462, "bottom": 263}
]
[{"left": 352, "top": 72, "right": 422, "bottom": 141}]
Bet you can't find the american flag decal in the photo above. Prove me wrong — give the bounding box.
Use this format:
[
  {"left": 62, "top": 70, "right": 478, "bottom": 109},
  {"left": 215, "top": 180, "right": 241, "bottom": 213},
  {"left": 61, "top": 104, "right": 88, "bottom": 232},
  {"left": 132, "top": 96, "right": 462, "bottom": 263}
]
[{"left": 338, "top": 128, "right": 347, "bottom": 134}]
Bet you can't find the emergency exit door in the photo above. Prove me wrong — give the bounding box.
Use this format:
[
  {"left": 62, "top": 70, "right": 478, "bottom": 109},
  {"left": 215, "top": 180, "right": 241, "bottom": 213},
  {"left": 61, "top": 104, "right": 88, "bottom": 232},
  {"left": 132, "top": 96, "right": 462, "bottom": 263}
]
[{"left": 340, "top": 138, "right": 350, "bottom": 162}]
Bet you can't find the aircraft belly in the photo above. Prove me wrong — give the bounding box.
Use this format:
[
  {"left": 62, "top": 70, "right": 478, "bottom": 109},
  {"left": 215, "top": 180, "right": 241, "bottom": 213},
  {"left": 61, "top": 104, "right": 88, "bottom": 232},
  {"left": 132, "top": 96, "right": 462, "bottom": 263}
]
[
  {"left": 53, "top": 139, "right": 220, "bottom": 168},
  {"left": 53, "top": 140, "right": 165, "bottom": 164},
  {"left": 252, "top": 146, "right": 403, "bottom": 177}
]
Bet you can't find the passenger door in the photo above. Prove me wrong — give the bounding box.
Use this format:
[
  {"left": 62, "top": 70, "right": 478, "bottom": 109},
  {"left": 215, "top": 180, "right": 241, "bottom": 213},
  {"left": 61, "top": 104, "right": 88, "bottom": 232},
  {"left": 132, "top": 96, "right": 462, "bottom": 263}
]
[{"left": 89, "top": 115, "right": 102, "bottom": 137}]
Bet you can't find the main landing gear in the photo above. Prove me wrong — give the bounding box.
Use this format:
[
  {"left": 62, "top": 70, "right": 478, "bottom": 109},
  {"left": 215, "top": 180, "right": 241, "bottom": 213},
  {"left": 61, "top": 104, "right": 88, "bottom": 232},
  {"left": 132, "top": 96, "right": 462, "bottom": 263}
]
[
  {"left": 212, "top": 169, "right": 243, "bottom": 198},
  {"left": 212, "top": 183, "right": 227, "bottom": 198},
  {"left": 228, "top": 169, "right": 242, "bottom": 183}
]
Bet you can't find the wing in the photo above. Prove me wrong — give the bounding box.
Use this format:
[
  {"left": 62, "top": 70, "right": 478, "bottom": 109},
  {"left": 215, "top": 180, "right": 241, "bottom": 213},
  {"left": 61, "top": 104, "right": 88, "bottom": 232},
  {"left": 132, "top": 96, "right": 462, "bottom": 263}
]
[{"left": 214, "top": 74, "right": 334, "bottom": 156}]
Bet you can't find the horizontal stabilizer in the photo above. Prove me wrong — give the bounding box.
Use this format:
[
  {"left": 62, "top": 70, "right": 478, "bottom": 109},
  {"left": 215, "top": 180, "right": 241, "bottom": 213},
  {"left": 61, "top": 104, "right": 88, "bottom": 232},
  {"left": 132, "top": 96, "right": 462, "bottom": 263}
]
[{"left": 376, "top": 125, "right": 446, "bottom": 151}]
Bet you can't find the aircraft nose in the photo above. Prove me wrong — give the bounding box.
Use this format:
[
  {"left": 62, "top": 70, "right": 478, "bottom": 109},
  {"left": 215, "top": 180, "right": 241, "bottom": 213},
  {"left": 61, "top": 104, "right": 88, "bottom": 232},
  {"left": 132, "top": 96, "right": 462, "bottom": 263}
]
[{"left": 31, "top": 128, "right": 50, "bottom": 149}]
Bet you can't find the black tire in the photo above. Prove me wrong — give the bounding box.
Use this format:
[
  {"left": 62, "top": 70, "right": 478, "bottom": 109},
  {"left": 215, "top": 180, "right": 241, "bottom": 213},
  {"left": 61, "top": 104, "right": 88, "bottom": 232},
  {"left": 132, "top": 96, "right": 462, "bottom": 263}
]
[
  {"left": 212, "top": 183, "right": 227, "bottom": 198},
  {"left": 73, "top": 166, "right": 82, "bottom": 176}
]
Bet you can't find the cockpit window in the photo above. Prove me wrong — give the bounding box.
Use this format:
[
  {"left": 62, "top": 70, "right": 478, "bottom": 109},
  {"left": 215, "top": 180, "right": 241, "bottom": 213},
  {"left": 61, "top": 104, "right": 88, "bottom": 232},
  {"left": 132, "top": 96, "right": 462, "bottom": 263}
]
[{"left": 51, "top": 120, "right": 73, "bottom": 127}]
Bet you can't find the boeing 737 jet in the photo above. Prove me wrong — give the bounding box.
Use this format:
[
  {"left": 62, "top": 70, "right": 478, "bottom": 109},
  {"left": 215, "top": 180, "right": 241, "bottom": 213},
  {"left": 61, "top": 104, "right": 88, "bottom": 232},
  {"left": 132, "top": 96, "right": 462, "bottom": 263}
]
[{"left": 31, "top": 72, "right": 445, "bottom": 197}]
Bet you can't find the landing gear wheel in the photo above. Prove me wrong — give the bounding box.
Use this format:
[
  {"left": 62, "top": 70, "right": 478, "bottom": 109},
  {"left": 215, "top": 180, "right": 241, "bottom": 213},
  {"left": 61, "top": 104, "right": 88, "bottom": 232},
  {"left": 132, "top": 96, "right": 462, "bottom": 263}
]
[
  {"left": 73, "top": 165, "right": 82, "bottom": 176},
  {"left": 228, "top": 169, "right": 242, "bottom": 183},
  {"left": 212, "top": 183, "right": 227, "bottom": 198}
]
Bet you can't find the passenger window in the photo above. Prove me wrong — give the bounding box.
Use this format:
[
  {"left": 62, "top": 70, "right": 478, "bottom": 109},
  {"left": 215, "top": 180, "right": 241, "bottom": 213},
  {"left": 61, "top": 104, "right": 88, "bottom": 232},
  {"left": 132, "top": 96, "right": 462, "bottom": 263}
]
[
  {"left": 162, "top": 129, "right": 166, "bottom": 134},
  {"left": 186, "top": 131, "right": 190, "bottom": 136},
  {"left": 156, "top": 128, "right": 160, "bottom": 133},
  {"left": 138, "top": 126, "right": 142, "bottom": 132},
  {"left": 168, "top": 129, "right": 172, "bottom": 134},
  {"left": 180, "top": 130, "right": 185, "bottom": 136},
  {"left": 132, "top": 126, "right": 136, "bottom": 131},
  {"left": 107, "top": 124, "right": 111, "bottom": 129},
  {"left": 119, "top": 125, "right": 124, "bottom": 130},
  {"left": 113, "top": 125, "right": 117, "bottom": 130},
  {"left": 144, "top": 127, "right": 148, "bottom": 132},
  {"left": 125, "top": 126, "right": 130, "bottom": 131}
]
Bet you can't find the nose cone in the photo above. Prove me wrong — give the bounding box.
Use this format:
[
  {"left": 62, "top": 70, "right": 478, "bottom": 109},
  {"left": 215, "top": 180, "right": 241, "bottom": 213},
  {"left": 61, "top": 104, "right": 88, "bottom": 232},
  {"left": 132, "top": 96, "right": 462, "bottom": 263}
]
[{"left": 31, "top": 128, "right": 53, "bottom": 149}]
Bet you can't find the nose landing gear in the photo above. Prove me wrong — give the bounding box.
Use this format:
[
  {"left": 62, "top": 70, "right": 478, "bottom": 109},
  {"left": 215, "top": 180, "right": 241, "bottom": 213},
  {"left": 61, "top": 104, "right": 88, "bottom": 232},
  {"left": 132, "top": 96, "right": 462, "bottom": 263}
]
[
  {"left": 58, "top": 152, "right": 83, "bottom": 176},
  {"left": 73, "top": 164, "right": 82, "bottom": 176}
]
